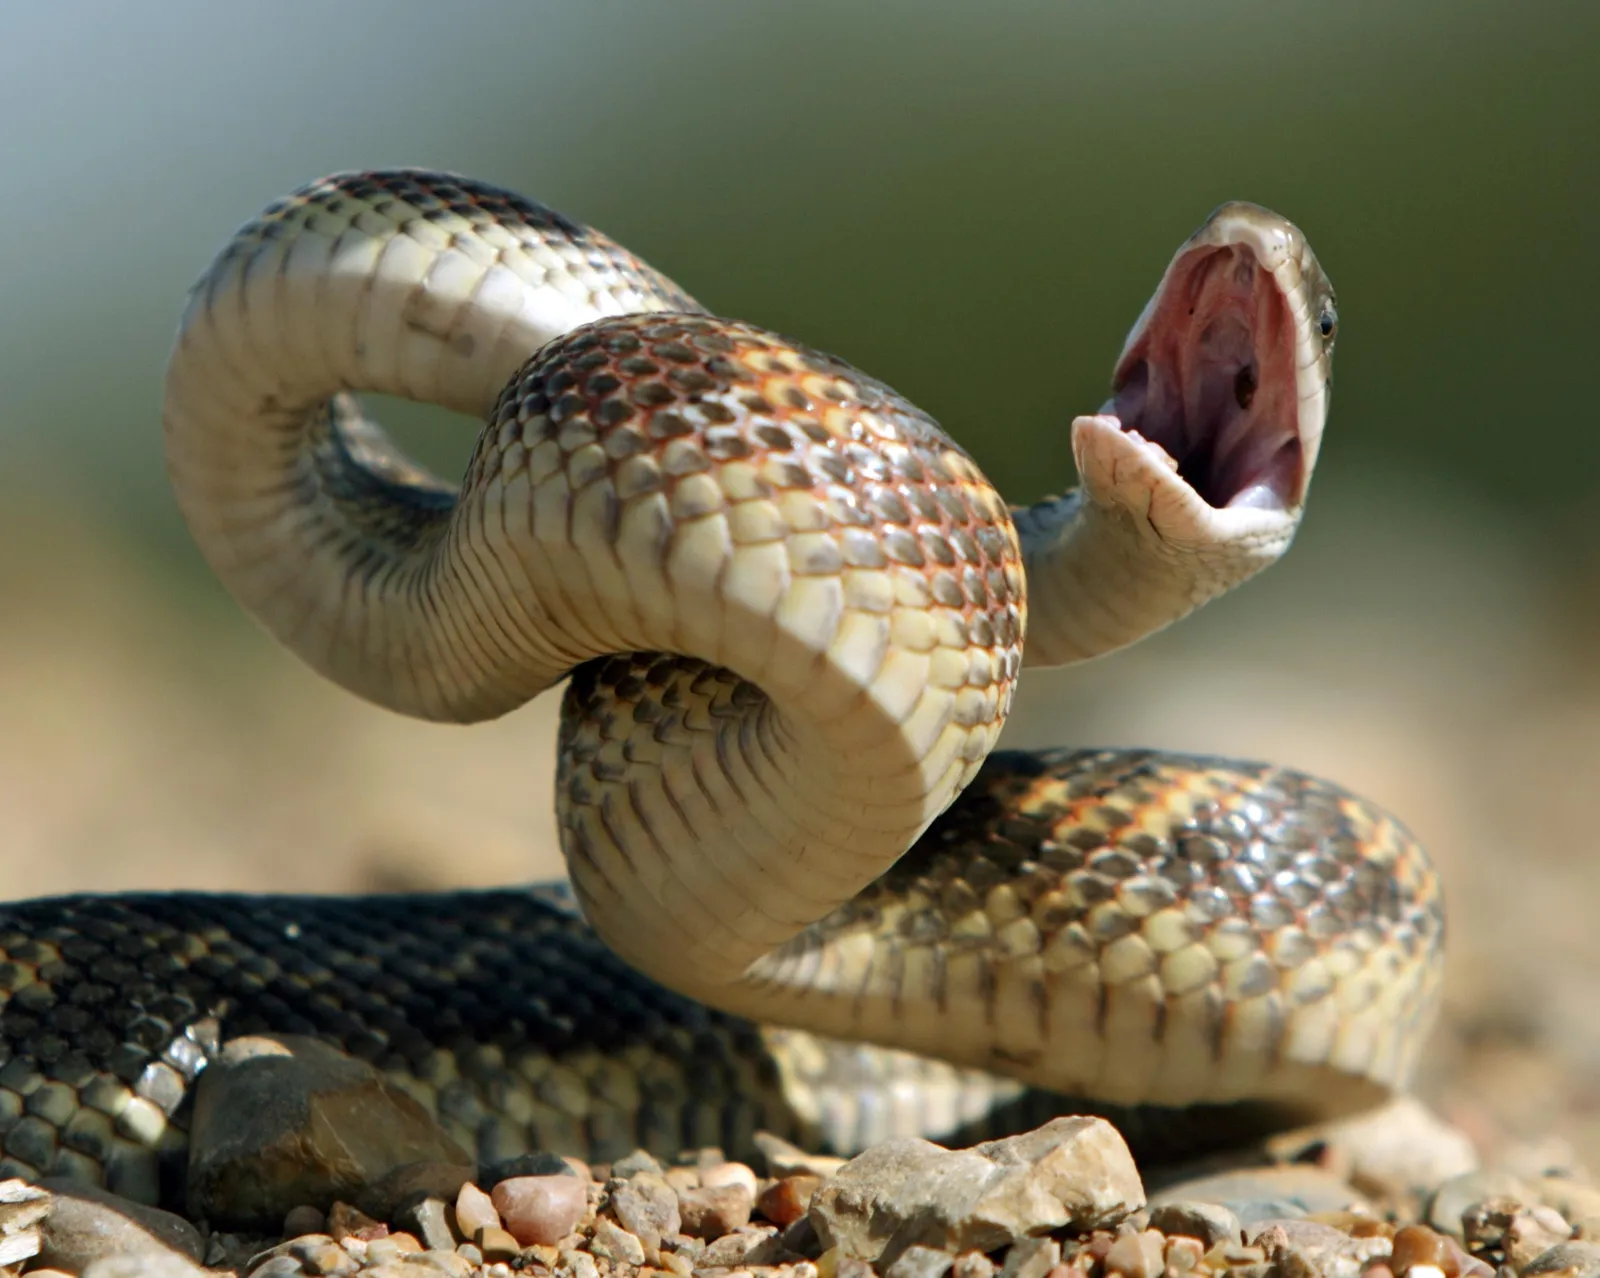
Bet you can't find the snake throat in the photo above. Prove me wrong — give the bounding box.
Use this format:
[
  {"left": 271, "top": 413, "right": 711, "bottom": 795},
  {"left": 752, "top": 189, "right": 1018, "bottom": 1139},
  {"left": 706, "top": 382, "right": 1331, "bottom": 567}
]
[{"left": 1111, "top": 236, "right": 1306, "bottom": 513}]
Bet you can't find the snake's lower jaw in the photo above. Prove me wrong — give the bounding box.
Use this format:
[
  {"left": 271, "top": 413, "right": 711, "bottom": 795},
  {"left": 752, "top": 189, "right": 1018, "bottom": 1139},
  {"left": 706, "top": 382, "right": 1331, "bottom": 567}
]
[{"left": 1071, "top": 413, "right": 1302, "bottom": 557}]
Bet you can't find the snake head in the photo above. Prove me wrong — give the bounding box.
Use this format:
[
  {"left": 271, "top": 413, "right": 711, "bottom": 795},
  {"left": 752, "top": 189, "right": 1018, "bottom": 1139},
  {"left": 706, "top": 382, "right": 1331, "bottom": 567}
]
[{"left": 1075, "top": 201, "right": 1337, "bottom": 553}]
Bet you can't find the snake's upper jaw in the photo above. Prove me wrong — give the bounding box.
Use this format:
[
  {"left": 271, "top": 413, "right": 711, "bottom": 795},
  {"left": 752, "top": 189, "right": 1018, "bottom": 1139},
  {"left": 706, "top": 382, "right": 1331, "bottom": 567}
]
[{"left": 1078, "top": 202, "right": 1337, "bottom": 551}]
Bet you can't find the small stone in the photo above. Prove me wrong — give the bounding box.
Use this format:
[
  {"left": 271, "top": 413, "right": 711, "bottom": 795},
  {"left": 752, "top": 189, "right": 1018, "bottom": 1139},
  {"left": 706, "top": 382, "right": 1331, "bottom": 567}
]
[
  {"left": 761, "top": 1175, "right": 823, "bottom": 1228},
  {"left": 665, "top": 1166, "right": 701, "bottom": 1193},
  {"left": 811, "top": 1117, "right": 1142, "bottom": 1266},
  {"left": 0, "top": 1229, "right": 40, "bottom": 1267},
  {"left": 480, "top": 1151, "right": 578, "bottom": 1186},
  {"left": 0, "top": 1179, "right": 50, "bottom": 1236},
  {"left": 366, "top": 1234, "right": 421, "bottom": 1262},
  {"left": 82, "top": 1257, "right": 214, "bottom": 1278},
  {"left": 591, "top": 1216, "right": 648, "bottom": 1265},
  {"left": 1461, "top": 1196, "right": 1573, "bottom": 1268},
  {"left": 494, "top": 1173, "right": 589, "bottom": 1246},
  {"left": 326, "top": 1200, "right": 384, "bottom": 1242},
  {"left": 399, "top": 1196, "right": 457, "bottom": 1251},
  {"left": 455, "top": 1182, "right": 499, "bottom": 1237},
  {"left": 475, "top": 1225, "right": 522, "bottom": 1262},
  {"left": 612, "top": 1149, "right": 665, "bottom": 1178},
  {"left": 1149, "top": 1200, "right": 1244, "bottom": 1249},
  {"left": 1392, "top": 1223, "right": 1451, "bottom": 1271},
  {"left": 186, "top": 1034, "right": 473, "bottom": 1229},
  {"left": 698, "top": 1222, "right": 781, "bottom": 1267},
  {"left": 1103, "top": 1229, "right": 1163, "bottom": 1278},
  {"left": 888, "top": 1243, "right": 957, "bottom": 1278},
  {"left": 677, "top": 1182, "right": 755, "bottom": 1238},
  {"left": 1166, "top": 1235, "right": 1207, "bottom": 1272},
  {"left": 702, "top": 1161, "right": 759, "bottom": 1198},
  {"left": 1442, "top": 1235, "right": 1495, "bottom": 1278},
  {"left": 37, "top": 1180, "right": 205, "bottom": 1274},
  {"left": 1524, "top": 1242, "right": 1600, "bottom": 1278},
  {"left": 755, "top": 1131, "right": 848, "bottom": 1180},
  {"left": 1150, "top": 1167, "right": 1370, "bottom": 1228},
  {"left": 611, "top": 1171, "right": 681, "bottom": 1248},
  {"left": 781, "top": 1213, "right": 822, "bottom": 1259},
  {"left": 1505, "top": 1208, "right": 1575, "bottom": 1270},
  {"left": 247, "top": 1260, "right": 305, "bottom": 1278},
  {"left": 297, "top": 1239, "right": 358, "bottom": 1275},
  {"left": 1003, "top": 1237, "right": 1063, "bottom": 1278},
  {"left": 1254, "top": 1219, "right": 1392, "bottom": 1278},
  {"left": 561, "top": 1246, "right": 602, "bottom": 1278},
  {"left": 952, "top": 1252, "right": 998, "bottom": 1278},
  {"left": 284, "top": 1205, "right": 326, "bottom": 1237},
  {"left": 1429, "top": 1173, "right": 1536, "bottom": 1239},
  {"left": 1541, "top": 1179, "right": 1600, "bottom": 1237}
]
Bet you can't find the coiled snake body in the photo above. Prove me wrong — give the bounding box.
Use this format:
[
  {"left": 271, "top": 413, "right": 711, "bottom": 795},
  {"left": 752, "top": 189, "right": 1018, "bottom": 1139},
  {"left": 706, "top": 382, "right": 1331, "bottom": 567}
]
[{"left": 0, "top": 172, "right": 1443, "bottom": 1209}]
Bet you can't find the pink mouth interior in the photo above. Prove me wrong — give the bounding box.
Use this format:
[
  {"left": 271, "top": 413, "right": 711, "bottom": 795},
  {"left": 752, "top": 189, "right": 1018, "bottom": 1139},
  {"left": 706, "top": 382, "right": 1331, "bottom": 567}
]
[{"left": 1108, "top": 244, "right": 1302, "bottom": 510}]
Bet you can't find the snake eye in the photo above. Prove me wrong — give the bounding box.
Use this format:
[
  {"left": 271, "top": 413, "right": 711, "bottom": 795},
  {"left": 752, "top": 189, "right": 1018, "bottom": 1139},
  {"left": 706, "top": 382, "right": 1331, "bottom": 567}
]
[{"left": 1317, "top": 305, "right": 1338, "bottom": 340}]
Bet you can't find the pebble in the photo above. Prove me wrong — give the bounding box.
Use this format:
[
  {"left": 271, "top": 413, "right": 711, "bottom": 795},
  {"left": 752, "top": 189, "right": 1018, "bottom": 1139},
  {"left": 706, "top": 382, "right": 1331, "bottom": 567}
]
[
  {"left": 698, "top": 1222, "right": 782, "bottom": 1267},
  {"left": 1254, "top": 1218, "right": 1392, "bottom": 1278},
  {"left": 1524, "top": 1241, "right": 1600, "bottom": 1278},
  {"left": 812, "top": 1116, "right": 1143, "bottom": 1266},
  {"left": 755, "top": 1131, "right": 848, "bottom": 1180},
  {"left": 678, "top": 1182, "right": 756, "bottom": 1237},
  {"left": 1149, "top": 1166, "right": 1372, "bottom": 1227},
  {"left": 1429, "top": 1172, "right": 1537, "bottom": 1238},
  {"left": 1149, "top": 1200, "right": 1246, "bottom": 1248},
  {"left": 0, "top": 1178, "right": 47, "bottom": 1267},
  {"left": 590, "top": 1215, "right": 647, "bottom": 1265},
  {"left": 952, "top": 1251, "right": 998, "bottom": 1278},
  {"left": 327, "top": 1200, "right": 384, "bottom": 1241},
  {"left": 611, "top": 1170, "right": 681, "bottom": 1247},
  {"left": 1015, "top": 1238, "right": 1069, "bottom": 1278},
  {"left": 887, "top": 1243, "right": 957, "bottom": 1278},
  {"left": 702, "top": 1160, "right": 760, "bottom": 1197},
  {"left": 611, "top": 1149, "right": 666, "bottom": 1178},
  {"left": 397, "top": 1195, "right": 456, "bottom": 1251},
  {"left": 186, "top": 1034, "right": 473, "bottom": 1229},
  {"left": 35, "top": 1180, "right": 205, "bottom": 1275},
  {"left": 283, "top": 1205, "right": 326, "bottom": 1236},
  {"left": 493, "top": 1172, "right": 589, "bottom": 1245},
  {"left": 1102, "top": 1228, "right": 1164, "bottom": 1278},
  {"left": 454, "top": 1181, "right": 499, "bottom": 1237},
  {"left": 475, "top": 1225, "right": 521, "bottom": 1261},
  {"left": 760, "top": 1174, "right": 823, "bottom": 1227},
  {"left": 81, "top": 1257, "right": 212, "bottom": 1278}
]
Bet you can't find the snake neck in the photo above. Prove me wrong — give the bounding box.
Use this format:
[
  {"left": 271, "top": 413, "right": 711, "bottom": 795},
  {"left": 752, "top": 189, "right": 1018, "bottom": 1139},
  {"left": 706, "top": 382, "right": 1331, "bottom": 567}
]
[{"left": 1014, "top": 488, "right": 1259, "bottom": 668}]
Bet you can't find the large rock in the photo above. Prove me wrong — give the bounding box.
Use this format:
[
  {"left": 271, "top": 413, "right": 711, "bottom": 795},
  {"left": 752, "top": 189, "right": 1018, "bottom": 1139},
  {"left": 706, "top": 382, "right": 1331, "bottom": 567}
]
[
  {"left": 187, "top": 1034, "right": 474, "bottom": 1228},
  {"left": 810, "top": 1116, "right": 1143, "bottom": 1266}
]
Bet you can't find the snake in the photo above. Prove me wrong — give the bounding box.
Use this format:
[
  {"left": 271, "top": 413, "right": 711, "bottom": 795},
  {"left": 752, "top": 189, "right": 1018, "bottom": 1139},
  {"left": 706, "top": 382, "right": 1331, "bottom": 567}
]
[{"left": 0, "top": 171, "right": 1444, "bottom": 1218}]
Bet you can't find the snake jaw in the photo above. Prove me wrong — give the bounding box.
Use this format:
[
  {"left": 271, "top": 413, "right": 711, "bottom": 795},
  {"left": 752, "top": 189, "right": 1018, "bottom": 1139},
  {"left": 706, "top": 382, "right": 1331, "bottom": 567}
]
[{"left": 1087, "top": 201, "right": 1336, "bottom": 548}]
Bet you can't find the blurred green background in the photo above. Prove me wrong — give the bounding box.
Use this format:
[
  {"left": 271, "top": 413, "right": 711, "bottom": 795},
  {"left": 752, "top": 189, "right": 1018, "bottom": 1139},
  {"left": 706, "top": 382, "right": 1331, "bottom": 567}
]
[{"left": 2, "top": 2, "right": 1596, "bottom": 1159}]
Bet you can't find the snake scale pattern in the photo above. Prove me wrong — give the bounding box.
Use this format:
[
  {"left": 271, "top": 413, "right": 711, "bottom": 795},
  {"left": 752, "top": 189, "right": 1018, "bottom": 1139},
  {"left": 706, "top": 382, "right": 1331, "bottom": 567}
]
[{"left": 0, "top": 171, "right": 1445, "bottom": 1211}]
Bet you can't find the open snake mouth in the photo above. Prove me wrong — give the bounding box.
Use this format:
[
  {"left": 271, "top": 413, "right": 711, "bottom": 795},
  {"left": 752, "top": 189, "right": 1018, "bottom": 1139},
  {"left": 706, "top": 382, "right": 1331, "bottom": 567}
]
[{"left": 1108, "top": 241, "right": 1304, "bottom": 512}]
